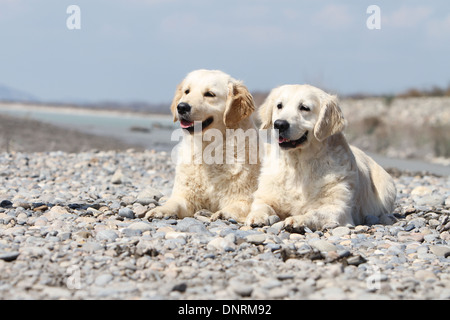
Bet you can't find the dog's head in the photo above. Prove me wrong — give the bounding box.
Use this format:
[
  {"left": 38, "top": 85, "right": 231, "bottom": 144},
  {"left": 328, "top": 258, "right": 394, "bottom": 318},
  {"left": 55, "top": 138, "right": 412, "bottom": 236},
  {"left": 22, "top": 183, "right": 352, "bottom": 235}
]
[
  {"left": 170, "top": 69, "right": 255, "bottom": 133},
  {"left": 259, "top": 84, "right": 346, "bottom": 150}
]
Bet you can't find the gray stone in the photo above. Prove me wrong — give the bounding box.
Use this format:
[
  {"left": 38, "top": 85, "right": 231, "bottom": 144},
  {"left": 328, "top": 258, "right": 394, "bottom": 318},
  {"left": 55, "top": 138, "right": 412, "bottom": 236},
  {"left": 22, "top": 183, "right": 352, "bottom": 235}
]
[
  {"left": 429, "top": 245, "right": 450, "bottom": 257},
  {"left": 245, "top": 234, "right": 267, "bottom": 245},
  {"left": 0, "top": 251, "right": 20, "bottom": 262},
  {"left": 135, "top": 198, "right": 157, "bottom": 206},
  {"left": 332, "top": 226, "right": 351, "bottom": 237},
  {"left": 207, "top": 237, "right": 235, "bottom": 252},
  {"left": 137, "top": 187, "right": 163, "bottom": 202},
  {"left": 308, "top": 239, "right": 338, "bottom": 252},
  {"left": 127, "top": 221, "right": 153, "bottom": 232},
  {"left": 414, "top": 195, "right": 445, "bottom": 207},
  {"left": 176, "top": 217, "right": 209, "bottom": 234},
  {"left": 230, "top": 282, "right": 253, "bottom": 297},
  {"left": 118, "top": 207, "right": 135, "bottom": 219},
  {"left": 346, "top": 255, "right": 367, "bottom": 266},
  {"left": 95, "top": 274, "right": 113, "bottom": 286},
  {"left": 0, "top": 200, "right": 12, "bottom": 208},
  {"left": 1, "top": 148, "right": 449, "bottom": 300},
  {"left": 96, "top": 230, "right": 119, "bottom": 242},
  {"left": 121, "top": 228, "right": 142, "bottom": 237},
  {"left": 111, "top": 169, "right": 123, "bottom": 184}
]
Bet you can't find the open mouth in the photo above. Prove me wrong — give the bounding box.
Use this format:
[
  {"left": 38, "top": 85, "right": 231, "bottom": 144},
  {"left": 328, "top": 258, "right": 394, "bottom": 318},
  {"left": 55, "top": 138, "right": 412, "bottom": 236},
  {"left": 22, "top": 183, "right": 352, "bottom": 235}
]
[
  {"left": 180, "top": 117, "right": 214, "bottom": 133},
  {"left": 278, "top": 131, "right": 308, "bottom": 149}
]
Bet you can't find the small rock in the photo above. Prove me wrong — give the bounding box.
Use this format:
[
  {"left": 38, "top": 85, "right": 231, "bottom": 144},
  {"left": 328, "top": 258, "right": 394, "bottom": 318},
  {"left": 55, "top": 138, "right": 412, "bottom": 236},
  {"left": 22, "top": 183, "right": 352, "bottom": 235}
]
[
  {"left": 44, "top": 205, "right": 68, "bottom": 220},
  {"left": 414, "top": 270, "right": 437, "bottom": 281},
  {"left": 96, "top": 230, "right": 119, "bottom": 242},
  {"left": 309, "top": 239, "right": 338, "bottom": 252},
  {"left": 277, "top": 274, "right": 294, "bottom": 281},
  {"left": 95, "top": 274, "right": 113, "bottom": 286},
  {"left": 404, "top": 206, "right": 417, "bottom": 215},
  {"left": 245, "top": 234, "right": 266, "bottom": 245},
  {"left": 75, "top": 231, "right": 93, "bottom": 239},
  {"left": 135, "top": 197, "right": 157, "bottom": 206},
  {"left": 172, "top": 283, "right": 187, "bottom": 293},
  {"left": 415, "top": 195, "right": 445, "bottom": 207},
  {"left": 121, "top": 228, "right": 142, "bottom": 237},
  {"left": 268, "top": 287, "right": 289, "bottom": 299},
  {"left": 354, "top": 225, "right": 369, "bottom": 233},
  {"left": 346, "top": 254, "right": 367, "bottom": 266},
  {"left": 207, "top": 237, "right": 235, "bottom": 252},
  {"left": 445, "top": 196, "right": 450, "bottom": 207},
  {"left": 33, "top": 217, "right": 48, "bottom": 227},
  {"left": 429, "top": 245, "right": 450, "bottom": 258},
  {"left": 111, "top": 169, "right": 123, "bottom": 184},
  {"left": 118, "top": 207, "right": 135, "bottom": 219},
  {"left": 177, "top": 217, "right": 208, "bottom": 234},
  {"left": 332, "top": 226, "right": 351, "bottom": 237},
  {"left": 411, "top": 186, "right": 433, "bottom": 197},
  {"left": 0, "top": 200, "right": 12, "bottom": 208},
  {"left": 33, "top": 204, "right": 48, "bottom": 212},
  {"left": 133, "top": 205, "right": 148, "bottom": 219},
  {"left": 165, "top": 231, "right": 187, "bottom": 240},
  {"left": 0, "top": 251, "right": 20, "bottom": 262},
  {"left": 127, "top": 221, "right": 153, "bottom": 232},
  {"left": 398, "top": 231, "right": 424, "bottom": 242},
  {"left": 230, "top": 282, "right": 253, "bottom": 297},
  {"left": 137, "top": 187, "right": 163, "bottom": 202}
]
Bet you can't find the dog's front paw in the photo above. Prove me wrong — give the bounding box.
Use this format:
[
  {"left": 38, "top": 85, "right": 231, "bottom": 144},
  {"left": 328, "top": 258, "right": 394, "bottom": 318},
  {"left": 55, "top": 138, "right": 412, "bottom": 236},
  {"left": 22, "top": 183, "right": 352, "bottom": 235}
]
[
  {"left": 211, "top": 210, "right": 234, "bottom": 222},
  {"left": 194, "top": 209, "right": 213, "bottom": 218},
  {"left": 245, "top": 210, "right": 271, "bottom": 227},
  {"left": 284, "top": 216, "right": 306, "bottom": 234},
  {"left": 145, "top": 206, "right": 177, "bottom": 221}
]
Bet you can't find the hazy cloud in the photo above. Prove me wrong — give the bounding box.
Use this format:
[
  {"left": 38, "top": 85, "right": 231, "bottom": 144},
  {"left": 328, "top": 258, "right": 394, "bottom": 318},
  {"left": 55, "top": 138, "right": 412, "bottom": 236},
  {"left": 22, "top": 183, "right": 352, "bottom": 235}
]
[
  {"left": 312, "top": 4, "right": 354, "bottom": 29},
  {"left": 384, "top": 5, "right": 433, "bottom": 28}
]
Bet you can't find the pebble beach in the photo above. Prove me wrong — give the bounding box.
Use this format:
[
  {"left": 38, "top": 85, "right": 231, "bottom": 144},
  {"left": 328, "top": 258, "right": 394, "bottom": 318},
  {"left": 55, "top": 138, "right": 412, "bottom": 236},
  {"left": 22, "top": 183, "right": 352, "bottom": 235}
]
[{"left": 1, "top": 149, "right": 449, "bottom": 300}]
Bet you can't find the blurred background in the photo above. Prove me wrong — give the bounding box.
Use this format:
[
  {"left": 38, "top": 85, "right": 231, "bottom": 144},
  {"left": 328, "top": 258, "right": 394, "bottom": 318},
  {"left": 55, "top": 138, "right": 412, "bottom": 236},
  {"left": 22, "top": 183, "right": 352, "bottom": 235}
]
[{"left": 0, "top": 0, "right": 449, "bottom": 174}]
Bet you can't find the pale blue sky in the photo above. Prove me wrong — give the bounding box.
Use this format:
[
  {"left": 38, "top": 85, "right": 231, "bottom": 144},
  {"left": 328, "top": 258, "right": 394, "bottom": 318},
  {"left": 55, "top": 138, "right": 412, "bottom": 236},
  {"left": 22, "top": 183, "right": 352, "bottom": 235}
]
[{"left": 0, "top": 0, "right": 449, "bottom": 103}]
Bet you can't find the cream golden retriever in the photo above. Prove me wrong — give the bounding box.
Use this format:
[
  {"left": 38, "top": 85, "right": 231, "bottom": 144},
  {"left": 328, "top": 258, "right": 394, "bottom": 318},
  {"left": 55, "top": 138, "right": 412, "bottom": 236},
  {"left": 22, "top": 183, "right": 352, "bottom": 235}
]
[
  {"left": 146, "top": 69, "right": 260, "bottom": 222},
  {"left": 246, "top": 84, "right": 396, "bottom": 231}
]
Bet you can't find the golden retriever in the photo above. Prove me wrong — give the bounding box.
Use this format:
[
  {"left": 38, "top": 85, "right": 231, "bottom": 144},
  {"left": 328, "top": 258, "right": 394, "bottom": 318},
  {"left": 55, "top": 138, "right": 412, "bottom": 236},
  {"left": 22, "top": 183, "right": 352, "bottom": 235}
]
[
  {"left": 246, "top": 84, "right": 396, "bottom": 231},
  {"left": 146, "top": 69, "right": 260, "bottom": 222}
]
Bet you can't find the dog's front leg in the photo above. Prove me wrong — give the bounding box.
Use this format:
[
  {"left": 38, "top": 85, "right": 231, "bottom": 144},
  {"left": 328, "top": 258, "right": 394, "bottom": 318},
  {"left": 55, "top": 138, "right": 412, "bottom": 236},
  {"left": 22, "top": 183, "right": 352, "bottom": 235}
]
[
  {"left": 284, "top": 204, "right": 354, "bottom": 232},
  {"left": 245, "top": 199, "right": 277, "bottom": 227},
  {"left": 211, "top": 200, "right": 253, "bottom": 224}
]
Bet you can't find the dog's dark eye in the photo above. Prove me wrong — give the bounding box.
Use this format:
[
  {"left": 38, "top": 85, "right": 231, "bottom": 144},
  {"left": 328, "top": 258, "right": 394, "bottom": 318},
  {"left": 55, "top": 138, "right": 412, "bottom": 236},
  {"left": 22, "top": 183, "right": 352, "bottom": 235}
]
[
  {"left": 300, "top": 104, "right": 310, "bottom": 112},
  {"left": 184, "top": 89, "right": 190, "bottom": 95},
  {"left": 277, "top": 103, "right": 283, "bottom": 109},
  {"left": 204, "top": 91, "right": 215, "bottom": 97}
]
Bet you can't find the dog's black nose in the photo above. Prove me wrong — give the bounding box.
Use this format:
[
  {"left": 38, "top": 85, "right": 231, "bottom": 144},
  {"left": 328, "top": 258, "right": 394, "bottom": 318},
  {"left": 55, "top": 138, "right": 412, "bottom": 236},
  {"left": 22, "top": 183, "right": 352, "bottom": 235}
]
[
  {"left": 274, "top": 120, "right": 290, "bottom": 133},
  {"left": 177, "top": 102, "right": 191, "bottom": 115}
]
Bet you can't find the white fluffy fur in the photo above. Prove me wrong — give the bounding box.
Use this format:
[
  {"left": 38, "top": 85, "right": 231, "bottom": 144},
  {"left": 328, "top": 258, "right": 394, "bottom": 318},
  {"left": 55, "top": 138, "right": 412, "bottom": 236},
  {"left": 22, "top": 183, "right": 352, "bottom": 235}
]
[
  {"left": 246, "top": 84, "right": 396, "bottom": 231},
  {"left": 146, "top": 69, "right": 260, "bottom": 223}
]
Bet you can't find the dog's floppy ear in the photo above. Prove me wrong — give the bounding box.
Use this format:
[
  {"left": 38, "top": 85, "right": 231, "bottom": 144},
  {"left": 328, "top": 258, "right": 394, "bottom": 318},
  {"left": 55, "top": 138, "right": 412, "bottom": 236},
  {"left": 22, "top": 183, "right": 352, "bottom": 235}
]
[
  {"left": 313, "top": 95, "right": 347, "bottom": 142},
  {"left": 170, "top": 80, "right": 184, "bottom": 122},
  {"left": 224, "top": 81, "right": 255, "bottom": 128},
  {"left": 258, "top": 94, "right": 274, "bottom": 130}
]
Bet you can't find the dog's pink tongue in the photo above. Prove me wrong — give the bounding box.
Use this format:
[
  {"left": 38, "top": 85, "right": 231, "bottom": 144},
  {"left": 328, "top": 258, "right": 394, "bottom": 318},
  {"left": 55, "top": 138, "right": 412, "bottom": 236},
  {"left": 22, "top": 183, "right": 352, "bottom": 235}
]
[
  {"left": 278, "top": 137, "right": 289, "bottom": 143},
  {"left": 180, "top": 120, "right": 194, "bottom": 129}
]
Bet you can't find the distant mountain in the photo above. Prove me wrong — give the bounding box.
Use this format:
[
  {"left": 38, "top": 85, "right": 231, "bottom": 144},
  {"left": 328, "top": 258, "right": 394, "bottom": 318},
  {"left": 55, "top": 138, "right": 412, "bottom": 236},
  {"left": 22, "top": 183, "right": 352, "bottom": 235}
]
[{"left": 0, "top": 84, "right": 38, "bottom": 102}]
